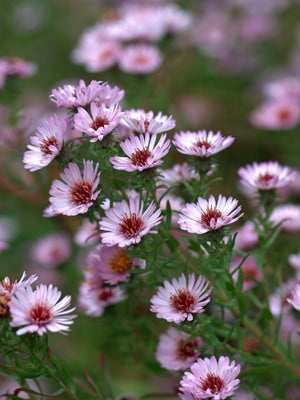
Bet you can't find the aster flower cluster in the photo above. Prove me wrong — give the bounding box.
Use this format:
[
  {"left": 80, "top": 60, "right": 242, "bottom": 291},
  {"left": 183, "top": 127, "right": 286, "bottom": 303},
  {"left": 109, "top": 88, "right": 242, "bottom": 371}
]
[{"left": 72, "top": 2, "right": 192, "bottom": 75}]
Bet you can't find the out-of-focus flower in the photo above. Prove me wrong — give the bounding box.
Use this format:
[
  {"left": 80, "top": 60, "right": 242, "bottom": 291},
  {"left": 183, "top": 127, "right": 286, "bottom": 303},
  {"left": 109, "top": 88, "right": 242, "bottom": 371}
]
[
  {"left": 231, "top": 256, "right": 263, "bottom": 291},
  {"left": 74, "top": 102, "right": 123, "bottom": 142},
  {"left": 158, "top": 163, "right": 199, "bottom": 186},
  {"left": 269, "top": 204, "right": 300, "bottom": 233},
  {"left": 150, "top": 273, "right": 211, "bottom": 324},
  {"left": 10, "top": 283, "right": 76, "bottom": 335},
  {"left": 238, "top": 161, "right": 297, "bottom": 191},
  {"left": 120, "top": 109, "right": 176, "bottom": 135},
  {"left": 23, "top": 114, "right": 68, "bottom": 171},
  {"left": 0, "top": 57, "right": 36, "bottom": 83},
  {"left": 110, "top": 133, "right": 170, "bottom": 172},
  {"left": 0, "top": 217, "right": 18, "bottom": 253},
  {"left": 234, "top": 222, "right": 258, "bottom": 251},
  {"left": 179, "top": 356, "right": 241, "bottom": 400},
  {"left": 178, "top": 195, "right": 243, "bottom": 235},
  {"left": 173, "top": 130, "right": 235, "bottom": 158},
  {"left": 49, "top": 160, "right": 101, "bottom": 216},
  {"left": 74, "top": 219, "right": 99, "bottom": 247},
  {"left": 93, "top": 83, "right": 125, "bottom": 107},
  {"left": 263, "top": 77, "right": 300, "bottom": 102},
  {"left": 269, "top": 279, "right": 296, "bottom": 317},
  {"left": 119, "top": 44, "right": 163, "bottom": 74},
  {"left": 287, "top": 283, "right": 300, "bottom": 311},
  {"left": 30, "top": 234, "right": 71, "bottom": 268},
  {"left": 250, "top": 100, "right": 300, "bottom": 130},
  {"left": 156, "top": 327, "right": 202, "bottom": 371},
  {"left": 289, "top": 252, "right": 300, "bottom": 271},
  {"left": 100, "top": 194, "right": 162, "bottom": 248}
]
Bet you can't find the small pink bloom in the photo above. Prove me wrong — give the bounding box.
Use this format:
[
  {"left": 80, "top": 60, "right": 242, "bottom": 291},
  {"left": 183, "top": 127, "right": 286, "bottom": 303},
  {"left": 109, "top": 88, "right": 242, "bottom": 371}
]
[
  {"left": 100, "top": 195, "right": 162, "bottom": 248},
  {"left": 0, "top": 57, "right": 36, "bottom": 78},
  {"left": 178, "top": 195, "right": 243, "bottom": 235},
  {"left": 49, "top": 160, "right": 101, "bottom": 216},
  {"left": 234, "top": 222, "right": 258, "bottom": 251},
  {"left": 269, "top": 279, "right": 296, "bottom": 317},
  {"left": 231, "top": 256, "right": 263, "bottom": 291},
  {"left": 287, "top": 283, "right": 300, "bottom": 311},
  {"left": 74, "top": 219, "right": 99, "bottom": 247},
  {"left": 50, "top": 80, "right": 103, "bottom": 108},
  {"left": 119, "top": 44, "right": 163, "bottom": 75},
  {"left": 238, "top": 161, "right": 297, "bottom": 191},
  {"left": 121, "top": 109, "right": 176, "bottom": 135},
  {"left": 74, "top": 102, "right": 123, "bottom": 142},
  {"left": 158, "top": 163, "right": 199, "bottom": 186},
  {"left": 150, "top": 273, "right": 211, "bottom": 323},
  {"left": 93, "top": 83, "right": 125, "bottom": 107},
  {"left": 269, "top": 204, "right": 300, "bottom": 233},
  {"left": 173, "top": 130, "right": 235, "bottom": 158},
  {"left": 0, "top": 272, "right": 37, "bottom": 299},
  {"left": 31, "top": 233, "right": 71, "bottom": 268},
  {"left": 23, "top": 114, "right": 68, "bottom": 171},
  {"left": 110, "top": 133, "right": 171, "bottom": 172},
  {"left": 10, "top": 284, "right": 76, "bottom": 335},
  {"left": 179, "top": 356, "right": 241, "bottom": 400},
  {"left": 264, "top": 77, "right": 300, "bottom": 102},
  {"left": 289, "top": 252, "right": 300, "bottom": 270},
  {"left": 161, "top": 4, "right": 192, "bottom": 33},
  {"left": 156, "top": 327, "right": 202, "bottom": 371}
]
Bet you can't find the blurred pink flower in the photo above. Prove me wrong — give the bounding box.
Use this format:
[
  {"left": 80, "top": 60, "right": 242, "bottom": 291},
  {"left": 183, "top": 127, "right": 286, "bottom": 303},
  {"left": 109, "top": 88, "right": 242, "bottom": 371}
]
[
  {"left": 30, "top": 233, "right": 71, "bottom": 268},
  {"left": 119, "top": 44, "right": 163, "bottom": 74},
  {"left": 269, "top": 204, "right": 300, "bottom": 233}
]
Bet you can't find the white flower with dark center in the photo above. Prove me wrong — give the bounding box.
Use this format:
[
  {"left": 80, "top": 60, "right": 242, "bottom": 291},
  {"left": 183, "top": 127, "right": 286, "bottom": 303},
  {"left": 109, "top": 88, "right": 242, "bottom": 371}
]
[
  {"left": 150, "top": 273, "right": 211, "bottom": 324},
  {"left": 121, "top": 109, "right": 176, "bottom": 135},
  {"left": 180, "top": 356, "right": 241, "bottom": 400},
  {"left": 238, "top": 161, "right": 297, "bottom": 191},
  {"left": 49, "top": 160, "right": 101, "bottom": 216},
  {"left": 178, "top": 195, "right": 243, "bottom": 235},
  {"left": 23, "top": 114, "right": 68, "bottom": 171},
  {"left": 9, "top": 284, "right": 76, "bottom": 335},
  {"left": 100, "top": 195, "right": 162, "bottom": 247},
  {"left": 110, "top": 133, "right": 171, "bottom": 172},
  {"left": 173, "top": 130, "right": 235, "bottom": 158},
  {"left": 50, "top": 80, "right": 102, "bottom": 108}
]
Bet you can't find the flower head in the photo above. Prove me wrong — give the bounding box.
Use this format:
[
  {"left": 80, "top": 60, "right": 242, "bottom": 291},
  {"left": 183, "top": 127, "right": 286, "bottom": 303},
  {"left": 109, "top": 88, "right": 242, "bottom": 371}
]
[
  {"left": 121, "top": 109, "right": 176, "bottom": 135},
  {"left": 238, "top": 161, "right": 297, "bottom": 191},
  {"left": 9, "top": 284, "right": 76, "bottom": 335},
  {"left": 287, "top": 284, "right": 300, "bottom": 311},
  {"left": 158, "top": 163, "right": 199, "bottom": 186},
  {"left": 31, "top": 234, "right": 71, "bottom": 268},
  {"left": 150, "top": 273, "right": 211, "bottom": 323},
  {"left": 269, "top": 204, "right": 300, "bottom": 233},
  {"left": 119, "top": 44, "right": 163, "bottom": 75},
  {"left": 110, "top": 133, "right": 171, "bottom": 172},
  {"left": 179, "top": 356, "right": 241, "bottom": 400},
  {"left": 49, "top": 160, "right": 101, "bottom": 216},
  {"left": 23, "top": 114, "right": 68, "bottom": 171},
  {"left": 100, "top": 194, "right": 162, "bottom": 247},
  {"left": 173, "top": 130, "right": 235, "bottom": 158},
  {"left": 178, "top": 195, "right": 243, "bottom": 235},
  {"left": 156, "top": 327, "right": 202, "bottom": 371}
]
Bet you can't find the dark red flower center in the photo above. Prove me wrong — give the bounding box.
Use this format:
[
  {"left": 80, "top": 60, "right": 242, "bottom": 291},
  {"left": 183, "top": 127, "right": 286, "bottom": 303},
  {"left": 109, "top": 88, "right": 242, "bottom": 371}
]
[
  {"left": 257, "top": 173, "right": 275, "bottom": 186},
  {"left": 135, "top": 55, "right": 149, "bottom": 65},
  {"left": 277, "top": 108, "right": 291, "bottom": 122},
  {"left": 0, "top": 293, "right": 10, "bottom": 317},
  {"left": 195, "top": 140, "right": 212, "bottom": 150},
  {"left": 109, "top": 251, "right": 132, "bottom": 273},
  {"left": 170, "top": 289, "right": 195, "bottom": 313},
  {"left": 201, "top": 208, "right": 222, "bottom": 229},
  {"left": 243, "top": 264, "right": 258, "bottom": 283},
  {"left": 131, "top": 148, "right": 152, "bottom": 166},
  {"left": 30, "top": 303, "right": 52, "bottom": 325},
  {"left": 90, "top": 116, "right": 110, "bottom": 131},
  {"left": 201, "top": 373, "right": 225, "bottom": 394},
  {"left": 70, "top": 181, "right": 92, "bottom": 205},
  {"left": 98, "top": 289, "right": 114, "bottom": 301},
  {"left": 40, "top": 136, "right": 59, "bottom": 155},
  {"left": 119, "top": 213, "right": 144, "bottom": 239},
  {"left": 176, "top": 339, "right": 198, "bottom": 359}
]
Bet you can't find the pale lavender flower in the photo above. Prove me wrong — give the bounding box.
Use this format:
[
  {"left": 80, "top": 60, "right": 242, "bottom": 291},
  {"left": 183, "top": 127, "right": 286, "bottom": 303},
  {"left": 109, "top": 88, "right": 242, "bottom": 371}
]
[
  {"left": 178, "top": 195, "right": 243, "bottom": 235},
  {"left": 100, "top": 195, "right": 162, "bottom": 247},
  {"left": 23, "top": 114, "right": 67, "bottom": 171},
  {"left": 30, "top": 233, "right": 71, "bottom": 268},
  {"left": 0, "top": 57, "right": 36, "bottom": 78},
  {"left": 263, "top": 77, "right": 300, "bottom": 102},
  {"left": 234, "top": 222, "right": 258, "bottom": 251},
  {"left": 179, "top": 356, "right": 241, "bottom": 400},
  {"left": 158, "top": 163, "right": 199, "bottom": 186},
  {"left": 269, "top": 204, "right": 300, "bottom": 233},
  {"left": 50, "top": 80, "right": 103, "bottom": 108},
  {"left": 238, "top": 161, "right": 297, "bottom": 191},
  {"left": 173, "top": 130, "right": 235, "bottom": 158},
  {"left": 121, "top": 109, "right": 176, "bottom": 135},
  {"left": 110, "top": 133, "right": 171, "bottom": 172},
  {"left": 156, "top": 327, "right": 202, "bottom": 371},
  {"left": 269, "top": 279, "right": 296, "bottom": 317},
  {"left": 150, "top": 273, "right": 211, "bottom": 324},
  {"left": 49, "top": 160, "right": 101, "bottom": 216},
  {"left": 74, "top": 102, "right": 123, "bottom": 142},
  {"left": 74, "top": 219, "right": 99, "bottom": 247},
  {"left": 161, "top": 4, "right": 192, "bottom": 33},
  {"left": 0, "top": 272, "right": 37, "bottom": 300},
  {"left": 287, "top": 283, "right": 300, "bottom": 311},
  {"left": 119, "top": 44, "right": 163, "bottom": 75},
  {"left": 289, "top": 253, "right": 300, "bottom": 271},
  {"left": 94, "top": 83, "right": 125, "bottom": 107},
  {"left": 10, "top": 284, "right": 76, "bottom": 335}
]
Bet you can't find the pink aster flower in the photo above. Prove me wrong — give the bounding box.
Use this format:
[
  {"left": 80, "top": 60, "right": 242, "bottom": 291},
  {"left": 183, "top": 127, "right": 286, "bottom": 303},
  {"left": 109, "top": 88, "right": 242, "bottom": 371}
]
[
  {"left": 23, "top": 114, "right": 68, "bottom": 172},
  {"left": 50, "top": 79, "right": 102, "bottom": 108},
  {"left": 110, "top": 133, "right": 171, "bottom": 172},
  {"left": 158, "top": 163, "right": 199, "bottom": 186},
  {"left": 179, "top": 356, "right": 241, "bottom": 400},
  {"left": 231, "top": 256, "right": 263, "bottom": 291},
  {"left": 238, "top": 161, "right": 297, "bottom": 191},
  {"left": 119, "top": 44, "right": 163, "bottom": 75},
  {"left": 31, "top": 233, "right": 71, "bottom": 268},
  {"left": 250, "top": 100, "right": 300, "bottom": 130},
  {"left": 289, "top": 252, "right": 300, "bottom": 271},
  {"left": 49, "top": 160, "right": 101, "bottom": 216},
  {"left": 100, "top": 195, "right": 162, "bottom": 247},
  {"left": 93, "top": 83, "right": 125, "bottom": 107},
  {"left": 173, "top": 130, "right": 235, "bottom": 158},
  {"left": 178, "top": 195, "right": 243, "bottom": 235},
  {"left": 9, "top": 284, "right": 76, "bottom": 335},
  {"left": 150, "top": 273, "right": 211, "bottom": 323},
  {"left": 263, "top": 77, "right": 300, "bottom": 102},
  {"left": 234, "top": 222, "right": 258, "bottom": 251},
  {"left": 156, "top": 327, "right": 202, "bottom": 371},
  {"left": 120, "top": 109, "right": 176, "bottom": 135},
  {"left": 0, "top": 57, "right": 36, "bottom": 78},
  {"left": 74, "top": 102, "right": 123, "bottom": 142},
  {"left": 269, "top": 204, "right": 300, "bottom": 233},
  {"left": 287, "top": 283, "right": 300, "bottom": 311},
  {"left": 86, "top": 244, "right": 146, "bottom": 285},
  {"left": 74, "top": 219, "right": 99, "bottom": 247}
]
